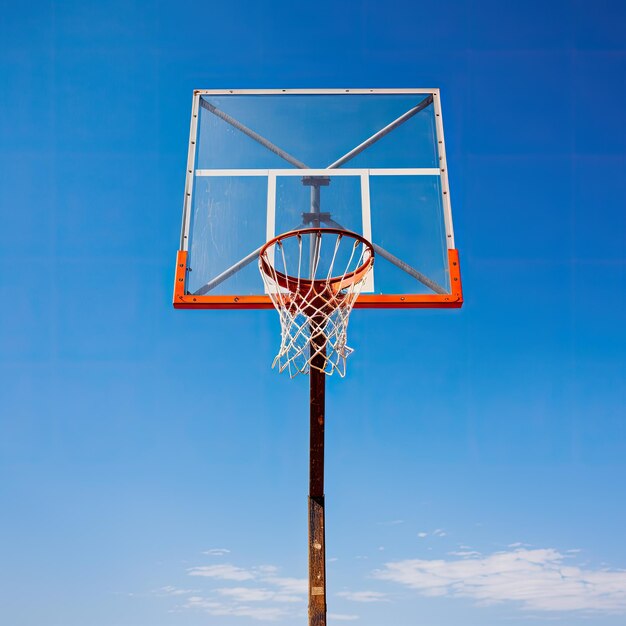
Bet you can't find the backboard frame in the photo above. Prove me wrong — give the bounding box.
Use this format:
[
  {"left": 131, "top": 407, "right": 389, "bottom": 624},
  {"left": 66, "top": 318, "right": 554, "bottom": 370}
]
[{"left": 173, "top": 88, "right": 463, "bottom": 309}]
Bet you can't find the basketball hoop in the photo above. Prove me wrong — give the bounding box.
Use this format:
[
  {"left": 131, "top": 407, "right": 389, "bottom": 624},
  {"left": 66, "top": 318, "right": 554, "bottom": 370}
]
[{"left": 259, "top": 228, "right": 374, "bottom": 377}]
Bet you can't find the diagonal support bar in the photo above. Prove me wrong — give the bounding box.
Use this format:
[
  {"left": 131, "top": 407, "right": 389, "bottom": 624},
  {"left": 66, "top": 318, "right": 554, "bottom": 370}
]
[
  {"left": 199, "top": 98, "right": 310, "bottom": 170},
  {"left": 193, "top": 246, "right": 262, "bottom": 295},
  {"left": 325, "top": 219, "right": 447, "bottom": 295},
  {"left": 370, "top": 243, "right": 447, "bottom": 295},
  {"left": 326, "top": 95, "right": 433, "bottom": 169}
]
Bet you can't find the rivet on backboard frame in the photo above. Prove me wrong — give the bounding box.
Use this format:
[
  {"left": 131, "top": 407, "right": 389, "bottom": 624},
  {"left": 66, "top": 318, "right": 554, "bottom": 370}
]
[
  {"left": 234, "top": 297, "right": 239, "bottom": 302},
  {"left": 178, "top": 278, "right": 183, "bottom": 282}
]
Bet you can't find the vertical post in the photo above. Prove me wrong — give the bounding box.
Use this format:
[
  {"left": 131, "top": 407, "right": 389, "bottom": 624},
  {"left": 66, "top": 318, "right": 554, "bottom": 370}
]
[
  {"left": 309, "top": 340, "right": 327, "bottom": 626},
  {"left": 309, "top": 184, "right": 321, "bottom": 278},
  {"left": 307, "top": 175, "right": 327, "bottom": 625}
]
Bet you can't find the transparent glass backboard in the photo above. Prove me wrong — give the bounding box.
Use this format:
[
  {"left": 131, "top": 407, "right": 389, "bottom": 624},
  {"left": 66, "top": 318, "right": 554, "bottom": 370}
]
[{"left": 175, "top": 89, "right": 461, "bottom": 309}]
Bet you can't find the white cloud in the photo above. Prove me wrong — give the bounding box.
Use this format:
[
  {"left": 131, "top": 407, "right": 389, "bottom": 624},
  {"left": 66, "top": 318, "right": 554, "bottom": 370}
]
[
  {"left": 336, "top": 590, "right": 388, "bottom": 603},
  {"left": 448, "top": 550, "right": 481, "bottom": 557},
  {"left": 203, "top": 548, "right": 231, "bottom": 556},
  {"left": 184, "top": 596, "right": 288, "bottom": 621},
  {"left": 157, "top": 586, "right": 198, "bottom": 596},
  {"left": 216, "top": 587, "right": 302, "bottom": 604},
  {"left": 263, "top": 576, "right": 308, "bottom": 595},
  {"left": 188, "top": 564, "right": 255, "bottom": 581},
  {"left": 374, "top": 547, "right": 626, "bottom": 613},
  {"left": 328, "top": 613, "right": 359, "bottom": 621},
  {"left": 418, "top": 529, "right": 448, "bottom": 539},
  {"left": 172, "top": 562, "right": 309, "bottom": 621}
]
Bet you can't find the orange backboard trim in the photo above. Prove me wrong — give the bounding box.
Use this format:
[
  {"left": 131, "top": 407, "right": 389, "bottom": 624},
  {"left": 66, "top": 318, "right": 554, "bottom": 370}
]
[{"left": 173, "top": 249, "right": 463, "bottom": 310}]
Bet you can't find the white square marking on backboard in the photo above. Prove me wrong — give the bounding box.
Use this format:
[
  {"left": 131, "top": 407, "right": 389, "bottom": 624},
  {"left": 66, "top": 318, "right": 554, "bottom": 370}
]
[{"left": 262, "top": 169, "right": 375, "bottom": 294}]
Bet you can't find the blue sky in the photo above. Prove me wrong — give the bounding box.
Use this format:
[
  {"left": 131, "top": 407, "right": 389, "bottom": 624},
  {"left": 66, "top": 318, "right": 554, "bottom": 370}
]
[{"left": 1, "top": 1, "right": 625, "bottom": 625}]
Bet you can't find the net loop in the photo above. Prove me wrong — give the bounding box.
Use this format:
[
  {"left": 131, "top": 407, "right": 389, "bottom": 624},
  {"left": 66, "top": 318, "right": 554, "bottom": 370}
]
[{"left": 259, "top": 228, "right": 374, "bottom": 377}]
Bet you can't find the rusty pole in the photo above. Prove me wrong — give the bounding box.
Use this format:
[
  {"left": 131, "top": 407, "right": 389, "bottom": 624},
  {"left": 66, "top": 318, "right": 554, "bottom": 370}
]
[
  {"left": 308, "top": 337, "right": 327, "bottom": 626},
  {"left": 307, "top": 176, "right": 327, "bottom": 626}
]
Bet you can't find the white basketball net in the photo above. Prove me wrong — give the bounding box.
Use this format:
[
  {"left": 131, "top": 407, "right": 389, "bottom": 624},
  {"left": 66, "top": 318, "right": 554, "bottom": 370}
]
[{"left": 259, "top": 229, "right": 374, "bottom": 378}]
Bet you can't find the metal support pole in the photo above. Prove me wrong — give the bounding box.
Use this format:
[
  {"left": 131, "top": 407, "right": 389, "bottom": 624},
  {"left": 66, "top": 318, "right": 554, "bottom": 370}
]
[
  {"left": 309, "top": 337, "right": 327, "bottom": 626},
  {"left": 309, "top": 184, "right": 321, "bottom": 278}
]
